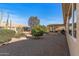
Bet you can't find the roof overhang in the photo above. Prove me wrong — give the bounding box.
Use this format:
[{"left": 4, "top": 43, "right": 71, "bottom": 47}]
[
  {"left": 62, "top": 3, "right": 76, "bottom": 25},
  {"left": 62, "top": 3, "right": 71, "bottom": 25}
]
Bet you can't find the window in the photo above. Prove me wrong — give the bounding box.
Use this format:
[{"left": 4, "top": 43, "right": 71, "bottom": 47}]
[
  {"left": 68, "top": 4, "right": 76, "bottom": 38},
  {"left": 69, "top": 16, "right": 72, "bottom": 35},
  {"left": 73, "top": 4, "right": 76, "bottom": 38},
  {"left": 68, "top": 4, "right": 72, "bottom": 35}
]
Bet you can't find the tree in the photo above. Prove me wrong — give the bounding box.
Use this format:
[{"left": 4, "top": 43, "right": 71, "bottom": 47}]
[
  {"left": 10, "top": 19, "right": 12, "bottom": 29},
  {"left": 0, "top": 10, "right": 3, "bottom": 25},
  {"left": 28, "top": 16, "right": 40, "bottom": 29},
  {"left": 6, "top": 14, "right": 9, "bottom": 28}
]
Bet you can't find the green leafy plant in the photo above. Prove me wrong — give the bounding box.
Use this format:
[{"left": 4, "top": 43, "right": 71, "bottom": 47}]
[
  {"left": 0, "top": 29, "right": 16, "bottom": 43},
  {"left": 31, "top": 25, "right": 47, "bottom": 39}
]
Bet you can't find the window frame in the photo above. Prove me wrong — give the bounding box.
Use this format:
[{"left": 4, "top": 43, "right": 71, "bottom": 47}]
[{"left": 68, "top": 4, "right": 77, "bottom": 40}]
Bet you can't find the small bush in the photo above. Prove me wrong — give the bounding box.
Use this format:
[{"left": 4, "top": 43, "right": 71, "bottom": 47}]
[
  {"left": 31, "top": 25, "right": 47, "bottom": 39},
  {"left": 0, "top": 29, "right": 16, "bottom": 43},
  {"left": 32, "top": 29, "right": 43, "bottom": 36}
]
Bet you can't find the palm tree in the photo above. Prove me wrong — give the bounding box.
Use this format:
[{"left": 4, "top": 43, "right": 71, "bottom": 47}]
[
  {"left": 0, "top": 10, "right": 3, "bottom": 25},
  {"left": 6, "top": 14, "right": 9, "bottom": 28},
  {"left": 10, "top": 19, "right": 12, "bottom": 29}
]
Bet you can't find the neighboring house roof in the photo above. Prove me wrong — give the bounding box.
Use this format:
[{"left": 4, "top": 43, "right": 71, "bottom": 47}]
[
  {"left": 62, "top": 3, "right": 76, "bottom": 25},
  {"left": 47, "top": 24, "right": 64, "bottom": 27}
]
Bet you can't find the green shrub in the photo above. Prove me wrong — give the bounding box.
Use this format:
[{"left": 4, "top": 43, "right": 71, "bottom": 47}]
[
  {"left": 0, "top": 29, "right": 16, "bottom": 43},
  {"left": 31, "top": 25, "right": 47, "bottom": 39},
  {"left": 32, "top": 29, "right": 43, "bottom": 37},
  {"left": 39, "top": 25, "right": 48, "bottom": 33}
]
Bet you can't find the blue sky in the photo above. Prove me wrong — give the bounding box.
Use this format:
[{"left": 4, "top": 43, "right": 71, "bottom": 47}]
[{"left": 0, "top": 3, "right": 63, "bottom": 26}]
